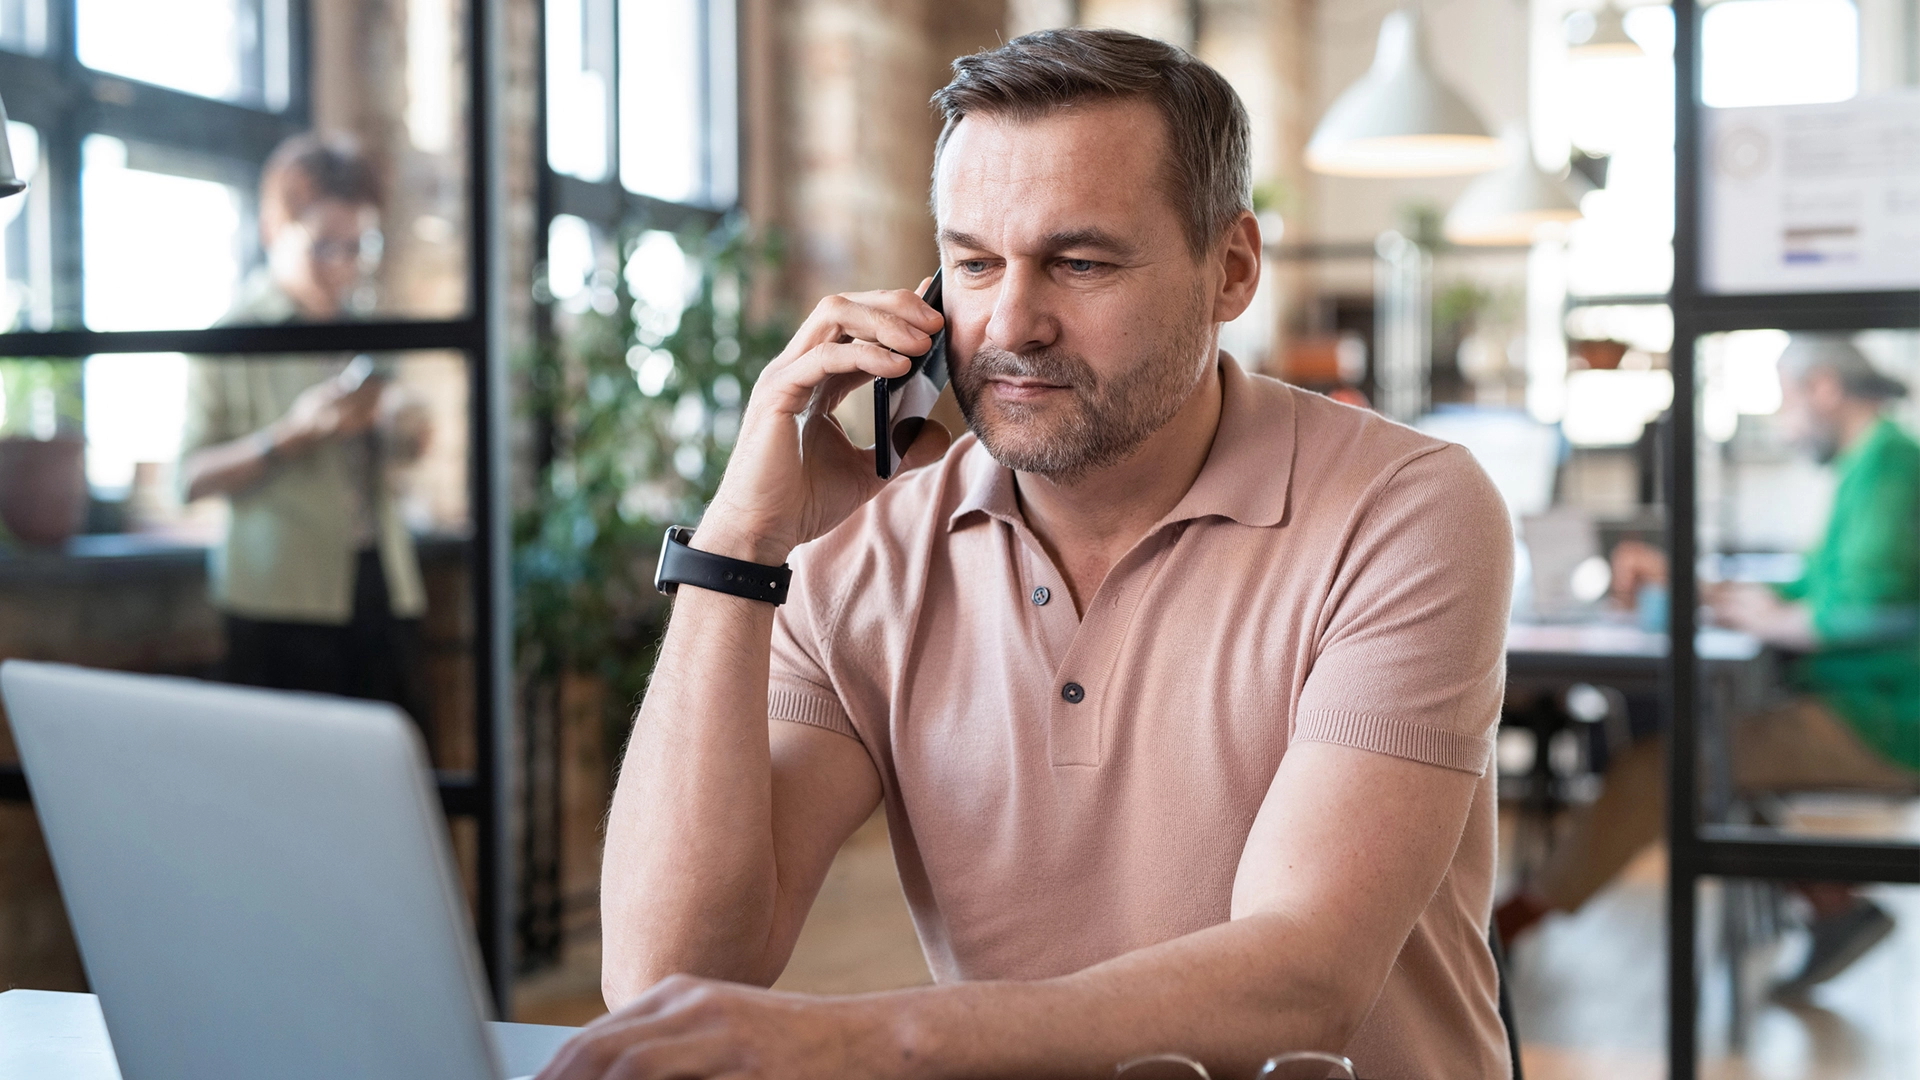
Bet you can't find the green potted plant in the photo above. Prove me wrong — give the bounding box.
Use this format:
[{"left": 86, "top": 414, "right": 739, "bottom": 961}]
[{"left": 511, "top": 214, "right": 789, "bottom": 966}]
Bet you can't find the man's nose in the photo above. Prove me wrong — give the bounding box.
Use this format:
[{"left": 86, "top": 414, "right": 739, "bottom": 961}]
[{"left": 984, "top": 264, "right": 1059, "bottom": 355}]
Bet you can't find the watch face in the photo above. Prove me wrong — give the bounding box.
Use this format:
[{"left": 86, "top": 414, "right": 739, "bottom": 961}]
[{"left": 655, "top": 527, "right": 687, "bottom": 595}]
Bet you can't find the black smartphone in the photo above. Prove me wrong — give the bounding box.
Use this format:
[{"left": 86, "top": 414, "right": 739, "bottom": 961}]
[{"left": 874, "top": 269, "right": 949, "bottom": 479}]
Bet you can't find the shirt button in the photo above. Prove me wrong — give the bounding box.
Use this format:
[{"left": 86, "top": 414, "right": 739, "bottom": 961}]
[
  {"left": 1061, "top": 681, "right": 1085, "bottom": 704},
  {"left": 1031, "top": 586, "right": 1051, "bottom": 606}
]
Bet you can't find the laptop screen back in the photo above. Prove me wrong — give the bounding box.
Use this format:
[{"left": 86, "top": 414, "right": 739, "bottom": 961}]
[{"left": 2, "top": 662, "right": 501, "bottom": 1080}]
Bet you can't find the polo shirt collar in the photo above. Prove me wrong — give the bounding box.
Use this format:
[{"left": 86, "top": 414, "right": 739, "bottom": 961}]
[{"left": 946, "top": 352, "right": 1296, "bottom": 532}]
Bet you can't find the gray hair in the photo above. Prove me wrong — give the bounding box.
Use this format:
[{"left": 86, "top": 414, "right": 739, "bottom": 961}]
[
  {"left": 1776, "top": 333, "right": 1908, "bottom": 401},
  {"left": 930, "top": 28, "right": 1253, "bottom": 258}
]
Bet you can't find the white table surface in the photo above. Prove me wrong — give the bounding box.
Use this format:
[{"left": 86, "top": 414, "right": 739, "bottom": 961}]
[
  {"left": 1506, "top": 619, "right": 1764, "bottom": 661},
  {"left": 0, "top": 989, "right": 579, "bottom": 1080}
]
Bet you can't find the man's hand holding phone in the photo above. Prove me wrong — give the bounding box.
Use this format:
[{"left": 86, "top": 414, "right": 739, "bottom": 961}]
[{"left": 696, "top": 282, "right": 951, "bottom": 565}]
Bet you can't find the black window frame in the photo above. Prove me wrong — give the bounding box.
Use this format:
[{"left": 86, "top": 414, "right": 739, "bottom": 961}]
[{"left": 0, "top": 0, "right": 516, "bottom": 1013}]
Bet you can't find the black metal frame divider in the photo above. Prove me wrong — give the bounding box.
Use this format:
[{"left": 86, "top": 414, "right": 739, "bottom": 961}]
[
  {"left": 0, "top": 0, "right": 518, "bottom": 1014},
  {"left": 1666, "top": 2, "right": 1920, "bottom": 1075}
]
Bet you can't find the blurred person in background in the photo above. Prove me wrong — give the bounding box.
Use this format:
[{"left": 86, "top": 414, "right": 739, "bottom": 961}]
[
  {"left": 177, "top": 134, "right": 433, "bottom": 738},
  {"left": 1499, "top": 333, "right": 1918, "bottom": 996}
]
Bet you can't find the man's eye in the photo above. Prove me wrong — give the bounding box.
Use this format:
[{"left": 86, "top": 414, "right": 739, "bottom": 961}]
[
  {"left": 960, "top": 260, "right": 991, "bottom": 274},
  {"left": 1064, "top": 259, "right": 1097, "bottom": 273}
]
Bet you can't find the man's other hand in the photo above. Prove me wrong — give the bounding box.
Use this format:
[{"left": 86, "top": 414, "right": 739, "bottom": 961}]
[
  {"left": 698, "top": 284, "right": 952, "bottom": 565},
  {"left": 1704, "top": 580, "right": 1816, "bottom": 649},
  {"left": 1608, "top": 538, "right": 1669, "bottom": 610},
  {"left": 535, "top": 975, "right": 902, "bottom": 1080}
]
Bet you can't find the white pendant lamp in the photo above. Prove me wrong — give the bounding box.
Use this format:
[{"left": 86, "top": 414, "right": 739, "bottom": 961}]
[
  {"left": 0, "top": 93, "right": 25, "bottom": 199},
  {"left": 1306, "top": 8, "right": 1507, "bottom": 178},
  {"left": 1443, "top": 133, "right": 1589, "bottom": 246},
  {"left": 1565, "top": 3, "right": 1642, "bottom": 58}
]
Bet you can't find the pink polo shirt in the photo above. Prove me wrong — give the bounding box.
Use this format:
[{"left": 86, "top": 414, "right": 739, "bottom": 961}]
[{"left": 768, "top": 356, "right": 1514, "bottom": 1078}]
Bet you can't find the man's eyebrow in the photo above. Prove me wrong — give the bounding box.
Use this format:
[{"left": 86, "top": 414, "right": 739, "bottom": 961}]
[
  {"left": 937, "top": 227, "right": 1139, "bottom": 258},
  {"left": 1039, "top": 228, "right": 1137, "bottom": 257},
  {"left": 938, "top": 229, "right": 991, "bottom": 251}
]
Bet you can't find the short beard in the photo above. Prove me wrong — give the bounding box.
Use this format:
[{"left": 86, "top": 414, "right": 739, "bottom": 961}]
[
  {"left": 1803, "top": 431, "right": 1841, "bottom": 466},
  {"left": 952, "top": 303, "right": 1214, "bottom": 485},
  {"left": 1791, "top": 420, "right": 1842, "bottom": 465}
]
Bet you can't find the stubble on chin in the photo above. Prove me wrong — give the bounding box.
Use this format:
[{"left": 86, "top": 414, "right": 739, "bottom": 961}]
[{"left": 953, "top": 304, "right": 1214, "bottom": 484}]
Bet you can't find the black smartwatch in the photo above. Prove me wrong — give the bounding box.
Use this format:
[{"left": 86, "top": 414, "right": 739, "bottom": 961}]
[{"left": 654, "top": 526, "right": 792, "bottom": 605}]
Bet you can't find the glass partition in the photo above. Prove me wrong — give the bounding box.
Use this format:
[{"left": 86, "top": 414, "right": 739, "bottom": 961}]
[
  {"left": 1696, "top": 0, "right": 1919, "bottom": 299},
  {"left": 1691, "top": 328, "right": 1920, "bottom": 846},
  {"left": 1700, "top": 0, "right": 1859, "bottom": 109},
  {"left": 1697, "top": 878, "right": 1920, "bottom": 1076},
  {"left": 0, "top": 0, "right": 472, "bottom": 332},
  {"left": 0, "top": 348, "right": 477, "bottom": 991}
]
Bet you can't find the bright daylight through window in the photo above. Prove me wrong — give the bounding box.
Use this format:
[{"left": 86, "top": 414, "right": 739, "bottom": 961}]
[
  {"left": 620, "top": 0, "right": 703, "bottom": 203},
  {"left": 1546, "top": 0, "right": 1868, "bottom": 449},
  {"left": 76, "top": 0, "right": 291, "bottom": 108}
]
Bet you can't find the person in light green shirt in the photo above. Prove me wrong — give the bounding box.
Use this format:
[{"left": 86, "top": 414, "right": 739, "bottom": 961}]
[{"left": 1499, "top": 334, "right": 1917, "bottom": 996}]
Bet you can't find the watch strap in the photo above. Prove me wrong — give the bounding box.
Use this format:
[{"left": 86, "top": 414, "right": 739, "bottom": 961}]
[{"left": 655, "top": 526, "right": 792, "bottom": 605}]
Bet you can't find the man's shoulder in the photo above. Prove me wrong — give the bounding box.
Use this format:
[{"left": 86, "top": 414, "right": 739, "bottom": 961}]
[
  {"left": 1259, "top": 376, "right": 1474, "bottom": 499},
  {"left": 1838, "top": 422, "right": 1920, "bottom": 510},
  {"left": 1868, "top": 420, "right": 1920, "bottom": 471}
]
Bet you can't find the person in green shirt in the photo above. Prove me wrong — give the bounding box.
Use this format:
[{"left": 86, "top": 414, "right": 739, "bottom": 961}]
[{"left": 1498, "top": 334, "right": 1918, "bottom": 996}]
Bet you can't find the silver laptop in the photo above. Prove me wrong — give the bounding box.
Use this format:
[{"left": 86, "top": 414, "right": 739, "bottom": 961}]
[{"left": 2, "top": 661, "right": 519, "bottom": 1080}]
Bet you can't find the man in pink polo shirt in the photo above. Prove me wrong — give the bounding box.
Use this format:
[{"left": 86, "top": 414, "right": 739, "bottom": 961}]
[{"left": 542, "top": 28, "right": 1514, "bottom": 1080}]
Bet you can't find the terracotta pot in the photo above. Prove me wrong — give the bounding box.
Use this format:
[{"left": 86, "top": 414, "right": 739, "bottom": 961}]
[
  {"left": 1570, "top": 339, "right": 1629, "bottom": 371},
  {"left": 0, "top": 437, "right": 87, "bottom": 547}
]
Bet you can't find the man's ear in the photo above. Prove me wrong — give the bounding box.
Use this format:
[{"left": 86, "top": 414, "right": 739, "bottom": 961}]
[
  {"left": 1808, "top": 368, "right": 1847, "bottom": 410},
  {"left": 1211, "top": 210, "right": 1262, "bottom": 324}
]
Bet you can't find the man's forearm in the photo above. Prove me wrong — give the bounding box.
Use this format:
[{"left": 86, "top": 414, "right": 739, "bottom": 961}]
[
  {"left": 601, "top": 574, "right": 784, "bottom": 998},
  {"left": 849, "top": 913, "right": 1367, "bottom": 1080}
]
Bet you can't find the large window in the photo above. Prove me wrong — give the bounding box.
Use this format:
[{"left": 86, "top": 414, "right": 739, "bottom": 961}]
[
  {"left": 541, "top": 0, "right": 738, "bottom": 376},
  {"left": 75, "top": 0, "right": 293, "bottom": 108},
  {"left": 542, "top": 0, "right": 737, "bottom": 319},
  {"left": 546, "top": 0, "right": 737, "bottom": 212}
]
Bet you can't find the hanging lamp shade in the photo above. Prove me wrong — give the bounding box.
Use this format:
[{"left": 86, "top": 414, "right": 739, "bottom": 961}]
[
  {"left": 0, "top": 93, "right": 24, "bottom": 199},
  {"left": 1565, "top": 4, "right": 1642, "bottom": 58},
  {"left": 1306, "top": 8, "right": 1506, "bottom": 178},
  {"left": 1443, "top": 134, "right": 1589, "bottom": 245}
]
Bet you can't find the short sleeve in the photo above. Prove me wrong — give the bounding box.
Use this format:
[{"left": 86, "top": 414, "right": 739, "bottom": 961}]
[
  {"left": 768, "top": 547, "right": 862, "bottom": 743},
  {"left": 179, "top": 357, "right": 232, "bottom": 459},
  {"left": 1292, "top": 445, "right": 1514, "bottom": 774}
]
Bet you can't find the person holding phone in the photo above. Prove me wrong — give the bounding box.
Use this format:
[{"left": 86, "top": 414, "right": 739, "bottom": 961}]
[
  {"left": 178, "top": 134, "right": 431, "bottom": 731},
  {"left": 560, "top": 29, "right": 1514, "bottom": 1080}
]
